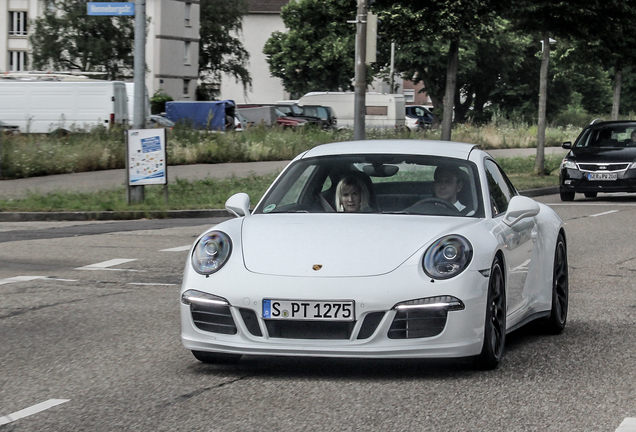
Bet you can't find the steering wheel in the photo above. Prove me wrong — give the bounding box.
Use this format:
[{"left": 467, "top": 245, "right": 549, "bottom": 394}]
[{"left": 413, "top": 197, "right": 460, "bottom": 213}]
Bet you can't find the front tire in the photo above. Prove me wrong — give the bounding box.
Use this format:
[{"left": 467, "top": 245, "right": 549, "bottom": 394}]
[
  {"left": 474, "top": 258, "right": 506, "bottom": 370},
  {"left": 542, "top": 233, "right": 569, "bottom": 334},
  {"left": 560, "top": 191, "right": 575, "bottom": 201},
  {"left": 191, "top": 350, "right": 242, "bottom": 364}
]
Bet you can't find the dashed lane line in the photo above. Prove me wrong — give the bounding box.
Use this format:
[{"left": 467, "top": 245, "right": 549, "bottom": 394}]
[
  {"left": 76, "top": 258, "right": 141, "bottom": 271},
  {"left": 0, "top": 275, "right": 45, "bottom": 286},
  {"left": 0, "top": 399, "right": 70, "bottom": 426},
  {"left": 128, "top": 282, "right": 178, "bottom": 286},
  {"left": 590, "top": 210, "right": 620, "bottom": 217},
  {"left": 616, "top": 418, "right": 636, "bottom": 432},
  {"left": 161, "top": 245, "right": 191, "bottom": 252}
]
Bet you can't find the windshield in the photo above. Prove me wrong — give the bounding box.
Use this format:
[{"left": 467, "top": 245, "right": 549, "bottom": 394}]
[
  {"left": 254, "top": 154, "right": 483, "bottom": 217},
  {"left": 575, "top": 124, "right": 636, "bottom": 148}
]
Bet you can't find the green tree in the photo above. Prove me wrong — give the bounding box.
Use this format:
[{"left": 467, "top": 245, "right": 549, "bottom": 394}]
[
  {"left": 30, "top": 0, "right": 134, "bottom": 79},
  {"left": 263, "top": 0, "right": 359, "bottom": 96},
  {"left": 374, "top": 0, "right": 505, "bottom": 140},
  {"left": 198, "top": 0, "right": 251, "bottom": 100},
  {"left": 507, "top": 0, "right": 599, "bottom": 174}
]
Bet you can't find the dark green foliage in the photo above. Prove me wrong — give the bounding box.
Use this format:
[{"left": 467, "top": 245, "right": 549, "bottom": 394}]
[
  {"left": 263, "top": 0, "right": 359, "bottom": 95},
  {"left": 150, "top": 90, "right": 174, "bottom": 115},
  {"left": 29, "top": 0, "right": 134, "bottom": 78},
  {"left": 198, "top": 0, "right": 251, "bottom": 98}
]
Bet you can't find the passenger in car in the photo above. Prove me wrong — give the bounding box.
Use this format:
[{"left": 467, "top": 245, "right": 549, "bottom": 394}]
[
  {"left": 434, "top": 165, "right": 474, "bottom": 216},
  {"left": 335, "top": 174, "right": 372, "bottom": 212}
]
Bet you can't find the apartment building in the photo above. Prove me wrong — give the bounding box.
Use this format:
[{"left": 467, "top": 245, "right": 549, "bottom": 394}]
[{"left": 0, "top": 0, "right": 200, "bottom": 101}]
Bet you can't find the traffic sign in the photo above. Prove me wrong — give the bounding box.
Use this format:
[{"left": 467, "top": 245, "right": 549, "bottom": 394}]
[{"left": 87, "top": 2, "right": 135, "bottom": 16}]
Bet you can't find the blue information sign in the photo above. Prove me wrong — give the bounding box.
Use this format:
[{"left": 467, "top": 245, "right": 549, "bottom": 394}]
[{"left": 87, "top": 2, "right": 135, "bottom": 16}]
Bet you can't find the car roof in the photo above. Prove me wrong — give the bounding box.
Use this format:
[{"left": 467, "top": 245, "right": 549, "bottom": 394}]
[
  {"left": 301, "top": 140, "right": 479, "bottom": 160},
  {"left": 587, "top": 120, "right": 636, "bottom": 129}
]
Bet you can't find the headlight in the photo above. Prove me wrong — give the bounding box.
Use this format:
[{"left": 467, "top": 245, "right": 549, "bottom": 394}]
[
  {"left": 423, "top": 235, "right": 473, "bottom": 279},
  {"left": 191, "top": 231, "right": 232, "bottom": 275},
  {"left": 561, "top": 159, "right": 578, "bottom": 170}
]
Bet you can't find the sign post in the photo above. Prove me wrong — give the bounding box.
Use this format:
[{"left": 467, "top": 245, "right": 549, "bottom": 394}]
[{"left": 126, "top": 129, "right": 168, "bottom": 204}]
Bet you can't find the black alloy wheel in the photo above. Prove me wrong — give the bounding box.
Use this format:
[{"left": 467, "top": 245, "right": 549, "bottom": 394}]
[
  {"left": 474, "top": 258, "right": 506, "bottom": 370},
  {"left": 192, "top": 350, "right": 242, "bottom": 364},
  {"left": 542, "top": 233, "right": 569, "bottom": 334}
]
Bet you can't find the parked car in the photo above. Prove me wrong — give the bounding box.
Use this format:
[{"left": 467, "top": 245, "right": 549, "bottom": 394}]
[
  {"left": 147, "top": 114, "right": 174, "bottom": 129},
  {"left": 405, "top": 105, "right": 434, "bottom": 130},
  {"left": 300, "top": 104, "right": 337, "bottom": 130},
  {"left": 275, "top": 102, "right": 322, "bottom": 127},
  {"left": 180, "top": 139, "right": 568, "bottom": 370},
  {"left": 275, "top": 108, "right": 307, "bottom": 129},
  {"left": 560, "top": 120, "right": 636, "bottom": 201}
]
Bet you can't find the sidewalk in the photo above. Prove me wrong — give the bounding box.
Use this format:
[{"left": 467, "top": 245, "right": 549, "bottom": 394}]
[{"left": 0, "top": 147, "right": 567, "bottom": 221}]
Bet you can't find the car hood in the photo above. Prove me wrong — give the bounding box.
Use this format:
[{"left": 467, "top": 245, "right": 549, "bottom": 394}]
[
  {"left": 240, "top": 214, "right": 475, "bottom": 277},
  {"left": 570, "top": 146, "right": 636, "bottom": 163}
]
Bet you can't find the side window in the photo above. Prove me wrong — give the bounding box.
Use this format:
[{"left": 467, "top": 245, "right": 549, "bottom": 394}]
[{"left": 484, "top": 159, "right": 515, "bottom": 216}]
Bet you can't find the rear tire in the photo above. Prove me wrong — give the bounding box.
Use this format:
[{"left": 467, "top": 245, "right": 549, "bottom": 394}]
[
  {"left": 560, "top": 191, "right": 575, "bottom": 201},
  {"left": 474, "top": 258, "right": 506, "bottom": 370},
  {"left": 191, "top": 350, "right": 242, "bottom": 364},
  {"left": 542, "top": 233, "right": 569, "bottom": 334}
]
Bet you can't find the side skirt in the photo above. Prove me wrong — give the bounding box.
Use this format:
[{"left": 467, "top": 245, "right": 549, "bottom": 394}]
[{"left": 506, "top": 311, "right": 550, "bottom": 334}]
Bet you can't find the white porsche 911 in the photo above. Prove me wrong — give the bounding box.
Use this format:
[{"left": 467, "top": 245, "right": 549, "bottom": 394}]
[{"left": 180, "top": 140, "right": 568, "bottom": 369}]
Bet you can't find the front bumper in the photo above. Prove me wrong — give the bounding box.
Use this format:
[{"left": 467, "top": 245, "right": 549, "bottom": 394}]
[
  {"left": 560, "top": 167, "right": 636, "bottom": 193},
  {"left": 180, "top": 268, "right": 489, "bottom": 359}
]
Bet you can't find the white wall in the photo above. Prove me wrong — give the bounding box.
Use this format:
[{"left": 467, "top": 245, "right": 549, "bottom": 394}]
[{"left": 218, "top": 12, "right": 288, "bottom": 104}]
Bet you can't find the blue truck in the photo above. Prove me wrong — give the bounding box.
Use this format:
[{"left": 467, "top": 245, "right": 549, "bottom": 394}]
[{"left": 165, "top": 100, "right": 236, "bottom": 131}]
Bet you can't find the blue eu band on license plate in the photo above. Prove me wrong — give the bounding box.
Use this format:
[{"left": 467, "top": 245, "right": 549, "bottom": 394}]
[{"left": 263, "top": 299, "right": 354, "bottom": 321}]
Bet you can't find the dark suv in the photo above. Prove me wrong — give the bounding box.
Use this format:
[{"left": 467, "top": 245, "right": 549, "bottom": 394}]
[
  {"left": 559, "top": 120, "right": 636, "bottom": 201},
  {"left": 300, "top": 105, "right": 337, "bottom": 130}
]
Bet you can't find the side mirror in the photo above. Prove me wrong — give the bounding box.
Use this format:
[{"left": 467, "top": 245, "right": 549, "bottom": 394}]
[
  {"left": 225, "top": 193, "right": 251, "bottom": 218},
  {"left": 562, "top": 141, "right": 572, "bottom": 149},
  {"left": 503, "top": 195, "right": 540, "bottom": 227}
]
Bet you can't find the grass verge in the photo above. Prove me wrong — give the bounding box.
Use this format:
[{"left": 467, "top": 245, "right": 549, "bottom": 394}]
[{"left": 0, "top": 155, "right": 562, "bottom": 212}]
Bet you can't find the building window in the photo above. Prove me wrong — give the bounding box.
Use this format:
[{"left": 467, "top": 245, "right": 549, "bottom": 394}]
[
  {"left": 9, "top": 11, "right": 28, "bottom": 36},
  {"left": 183, "top": 79, "right": 190, "bottom": 96},
  {"left": 184, "top": 41, "right": 191, "bottom": 65},
  {"left": 9, "top": 51, "right": 27, "bottom": 71},
  {"left": 184, "top": 3, "right": 191, "bottom": 27},
  {"left": 403, "top": 89, "right": 415, "bottom": 103}
]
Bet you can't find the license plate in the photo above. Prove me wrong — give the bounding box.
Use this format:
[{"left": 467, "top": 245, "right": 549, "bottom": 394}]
[
  {"left": 263, "top": 299, "right": 354, "bottom": 321},
  {"left": 588, "top": 172, "right": 617, "bottom": 181}
]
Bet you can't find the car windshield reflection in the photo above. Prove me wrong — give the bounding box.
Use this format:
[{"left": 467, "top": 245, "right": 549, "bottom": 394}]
[{"left": 254, "top": 154, "right": 483, "bottom": 217}]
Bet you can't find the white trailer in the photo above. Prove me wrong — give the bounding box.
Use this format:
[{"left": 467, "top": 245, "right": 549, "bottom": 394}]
[
  {"left": 0, "top": 80, "right": 129, "bottom": 133},
  {"left": 297, "top": 92, "right": 405, "bottom": 129}
]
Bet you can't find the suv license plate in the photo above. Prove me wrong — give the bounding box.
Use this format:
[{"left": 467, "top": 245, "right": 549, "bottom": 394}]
[
  {"left": 588, "top": 173, "right": 617, "bottom": 181},
  {"left": 263, "top": 299, "right": 354, "bottom": 321}
]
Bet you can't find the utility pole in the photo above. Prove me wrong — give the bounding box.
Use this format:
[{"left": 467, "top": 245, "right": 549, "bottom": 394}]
[
  {"left": 352, "top": 0, "right": 367, "bottom": 141},
  {"left": 129, "top": 0, "right": 146, "bottom": 203}
]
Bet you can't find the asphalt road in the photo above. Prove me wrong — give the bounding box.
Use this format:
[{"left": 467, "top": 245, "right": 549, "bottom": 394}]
[{"left": 1, "top": 193, "right": 636, "bottom": 431}]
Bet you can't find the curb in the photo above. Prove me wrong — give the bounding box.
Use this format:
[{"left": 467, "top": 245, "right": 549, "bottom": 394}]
[
  {"left": 0, "top": 187, "right": 558, "bottom": 222},
  {"left": 0, "top": 209, "right": 232, "bottom": 222}
]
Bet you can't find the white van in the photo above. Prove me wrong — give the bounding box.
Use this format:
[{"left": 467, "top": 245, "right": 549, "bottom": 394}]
[
  {"left": 125, "top": 82, "right": 151, "bottom": 126},
  {"left": 297, "top": 92, "right": 405, "bottom": 129},
  {"left": 0, "top": 80, "right": 128, "bottom": 133}
]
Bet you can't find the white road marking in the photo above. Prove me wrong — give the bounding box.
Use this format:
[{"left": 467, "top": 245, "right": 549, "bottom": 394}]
[
  {"left": 0, "top": 399, "right": 69, "bottom": 426},
  {"left": 615, "top": 418, "right": 636, "bottom": 432},
  {"left": 128, "top": 282, "right": 177, "bottom": 286},
  {"left": 161, "top": 245, "right": 191, "bottom": 252},
  {"left": 590, "top": 210, "right": 619, "bottom": 217},
  {"left": 0, "top": 276, "right": 45, "bottom": 286},
  {"left": 76, "top": 258, "right": 141, "bottom": 271}
]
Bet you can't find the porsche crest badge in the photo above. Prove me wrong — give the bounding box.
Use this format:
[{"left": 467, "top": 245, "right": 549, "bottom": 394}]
[{"left": 312, "top": 264, "right": 323, "bottom": 271}]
